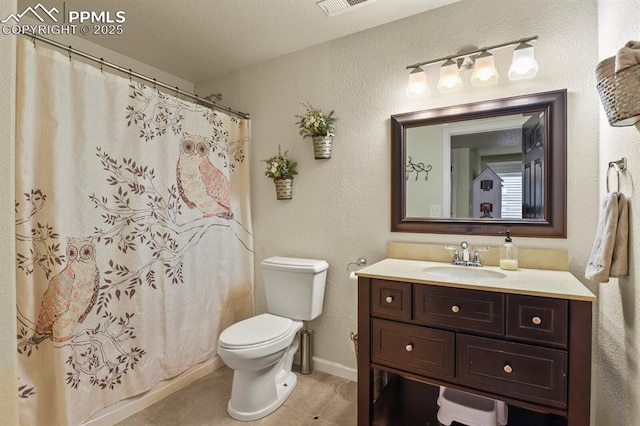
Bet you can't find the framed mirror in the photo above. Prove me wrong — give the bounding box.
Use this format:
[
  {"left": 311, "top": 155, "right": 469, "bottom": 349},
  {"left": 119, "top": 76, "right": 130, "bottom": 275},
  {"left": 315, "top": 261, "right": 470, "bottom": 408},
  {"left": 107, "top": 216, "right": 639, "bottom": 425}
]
[{"left": 391, "top": 90, "right": 566, "bottom": 237}]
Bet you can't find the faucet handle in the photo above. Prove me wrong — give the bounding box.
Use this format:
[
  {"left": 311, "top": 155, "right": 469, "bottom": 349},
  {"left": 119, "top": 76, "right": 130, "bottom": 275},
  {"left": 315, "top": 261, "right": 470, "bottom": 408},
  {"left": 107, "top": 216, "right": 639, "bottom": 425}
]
[
  {"left": 461, "top": 241, "right": 468, "bottom": 249},
  {"left": 472, "top": 247, "right": 490, "bottom": 265},
  {"left": 444, "top": 245, "right": 460, "bottom": 264}
]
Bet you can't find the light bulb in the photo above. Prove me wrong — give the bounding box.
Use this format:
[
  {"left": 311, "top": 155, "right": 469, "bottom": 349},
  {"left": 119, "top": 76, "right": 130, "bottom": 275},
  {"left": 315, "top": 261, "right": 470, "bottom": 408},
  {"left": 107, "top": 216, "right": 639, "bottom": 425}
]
[
  {"left": 437, "top": 59, "right": 463, "bottom": 93},
  {"left": 406, "top": 67, "right": 429, "bottom": 97},
  {"left": 471, "top": 51, "right": 498, "bottom": 86},
  {"left": 508, "top": 42, "right": 539, "bottom": 80}
]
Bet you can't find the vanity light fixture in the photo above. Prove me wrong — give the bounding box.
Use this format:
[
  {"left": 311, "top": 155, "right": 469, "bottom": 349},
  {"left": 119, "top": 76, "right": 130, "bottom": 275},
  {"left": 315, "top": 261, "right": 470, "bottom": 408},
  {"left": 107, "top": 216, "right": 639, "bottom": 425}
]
[
  {"left": 406, "top": 66, "right": 429, "bottom": 97},
  {"left": 471, "top": 51, "right": 499, "bottom": 86},
  {"left": 508, "top": 41, "right": 539, "bottom": 80},
  {"left": 405, "top": 35, "right": 538, "bottom": 97},
  {"left": 437, "top": 59, "right": 464, "bottom": 93}
]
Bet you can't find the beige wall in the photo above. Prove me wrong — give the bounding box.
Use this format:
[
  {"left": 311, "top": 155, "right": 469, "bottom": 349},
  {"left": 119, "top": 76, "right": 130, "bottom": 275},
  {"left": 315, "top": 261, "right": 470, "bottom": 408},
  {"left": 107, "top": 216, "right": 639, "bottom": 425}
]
[
  {"left": 595, "top": 1, "right": 640, "bottom": 424},
  {"left": 197, "top": 0, "right": 600, "bottom": 378}
]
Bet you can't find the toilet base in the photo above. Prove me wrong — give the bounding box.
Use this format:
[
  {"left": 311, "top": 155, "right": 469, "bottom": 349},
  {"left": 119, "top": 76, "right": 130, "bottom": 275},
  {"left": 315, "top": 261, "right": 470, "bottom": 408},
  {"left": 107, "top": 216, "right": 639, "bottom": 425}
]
[{"left": 227, "top": 371, "right": 297, "bottom": 421}]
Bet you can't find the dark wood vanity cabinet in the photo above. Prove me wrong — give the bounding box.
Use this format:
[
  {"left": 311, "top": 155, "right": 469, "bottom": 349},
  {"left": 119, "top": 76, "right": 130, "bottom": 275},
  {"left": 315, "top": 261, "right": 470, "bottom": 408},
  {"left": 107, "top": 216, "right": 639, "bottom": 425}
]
[{"left": 357, "top": 278, "right": 592, "bottom": 426}]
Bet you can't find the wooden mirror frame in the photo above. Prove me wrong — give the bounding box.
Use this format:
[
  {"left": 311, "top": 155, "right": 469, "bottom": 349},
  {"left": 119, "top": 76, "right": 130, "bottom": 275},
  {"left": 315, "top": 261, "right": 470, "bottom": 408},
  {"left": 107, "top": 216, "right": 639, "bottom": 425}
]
[{"left": 391, "top": 90, "right": 567, "bottom": 238}]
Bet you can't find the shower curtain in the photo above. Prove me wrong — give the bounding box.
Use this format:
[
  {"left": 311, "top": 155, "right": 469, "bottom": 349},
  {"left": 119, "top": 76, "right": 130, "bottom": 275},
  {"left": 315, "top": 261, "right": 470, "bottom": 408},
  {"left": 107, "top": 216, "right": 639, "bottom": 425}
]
[{"left": 14, "top": 38, "right": 254, "bottom": 425}]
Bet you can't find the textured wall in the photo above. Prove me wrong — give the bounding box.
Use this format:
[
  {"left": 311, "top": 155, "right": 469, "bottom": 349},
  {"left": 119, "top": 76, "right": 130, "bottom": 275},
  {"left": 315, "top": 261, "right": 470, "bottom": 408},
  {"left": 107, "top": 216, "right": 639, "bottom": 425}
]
[
  {"left": 0, "top": 0, "right": 18, "bottom": 423},
  {"left": 595, "top": 1, "right": 640, "bottom": 424},
  {"left": 197, "top": 0, "right": 600, "bottom": 375}
]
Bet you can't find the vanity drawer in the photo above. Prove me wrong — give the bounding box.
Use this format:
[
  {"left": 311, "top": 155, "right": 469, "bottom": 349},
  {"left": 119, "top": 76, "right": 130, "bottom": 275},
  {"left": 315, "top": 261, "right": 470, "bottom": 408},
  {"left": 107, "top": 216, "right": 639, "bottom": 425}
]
[
  {"left": 458, "top": 334, "right": 567, "bottom": 408},
  {"left": 414, "top": 285, "right": 504, "bottom": 335},
  {"left": 372, "top": 319, "right": 455, "bottom": 378},
  {"left": 371, "top": 279, "right": 412, "bottom": 320},
  {"left": 507, "top": 295, "right": 568, "bottom": 347}
]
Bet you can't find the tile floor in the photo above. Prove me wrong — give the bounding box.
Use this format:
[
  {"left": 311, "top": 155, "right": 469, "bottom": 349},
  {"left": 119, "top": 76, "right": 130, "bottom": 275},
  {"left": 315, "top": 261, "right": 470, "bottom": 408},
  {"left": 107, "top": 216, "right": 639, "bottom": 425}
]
[{"left": 116, "top": 366, "right": 357, "bottom": 426}]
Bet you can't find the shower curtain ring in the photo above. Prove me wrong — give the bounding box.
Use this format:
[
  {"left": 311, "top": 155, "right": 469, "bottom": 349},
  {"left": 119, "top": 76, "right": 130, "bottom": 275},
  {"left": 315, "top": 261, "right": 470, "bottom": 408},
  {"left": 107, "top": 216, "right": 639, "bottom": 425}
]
[
  {"left": 31, "top": 36, "right": 36, "bottom": 48},
  {"left": 67, "top": 45, "right": 72, "bottom": 61},
  {"left": 128, "top": 69, "right": 132, "bottom": 82},
  {"left": 99, "top": 58, "right": 104, "bottom": 73},
  {"left": 152, "top": 78, "right": 156, "bottom": 89}
]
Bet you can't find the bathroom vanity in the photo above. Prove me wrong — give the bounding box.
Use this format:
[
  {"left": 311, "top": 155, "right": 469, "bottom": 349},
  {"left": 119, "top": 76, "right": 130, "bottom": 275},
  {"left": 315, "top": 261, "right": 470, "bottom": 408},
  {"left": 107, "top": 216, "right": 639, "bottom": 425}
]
[{"left": 356, "top": 258, "right": 595, "bottom": 426}]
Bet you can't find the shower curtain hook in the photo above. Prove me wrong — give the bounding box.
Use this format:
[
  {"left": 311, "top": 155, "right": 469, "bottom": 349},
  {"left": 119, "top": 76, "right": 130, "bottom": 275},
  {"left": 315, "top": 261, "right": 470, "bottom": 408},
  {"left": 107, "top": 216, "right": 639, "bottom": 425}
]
[
  {"left": 175, "top": 86, "right": 179, "bottom": 97},
  {"left": 152, "top": 78, "right": 156, "bottom": 89},
  {"left": 67, "top": 45, "right": 72, "bottom": 61},
  {"left": 99, "top": 58, "right": 104, "bottom": 73},
  {"left": 31, "top": 36, "right": 36, "bottom": 48},
  {"left": 128, "top": 69, "right": 132, "bottom": 82}
]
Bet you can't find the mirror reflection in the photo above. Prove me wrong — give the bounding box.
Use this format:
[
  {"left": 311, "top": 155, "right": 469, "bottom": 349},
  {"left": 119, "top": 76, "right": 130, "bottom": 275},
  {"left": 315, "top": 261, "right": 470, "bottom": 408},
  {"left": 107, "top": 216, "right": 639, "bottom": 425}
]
[
  {"left": 405, "top": 111, "right": 544, "bottom": 220},
  {"left": 391, "top": 90, "right": 566, "bottom": 237}
]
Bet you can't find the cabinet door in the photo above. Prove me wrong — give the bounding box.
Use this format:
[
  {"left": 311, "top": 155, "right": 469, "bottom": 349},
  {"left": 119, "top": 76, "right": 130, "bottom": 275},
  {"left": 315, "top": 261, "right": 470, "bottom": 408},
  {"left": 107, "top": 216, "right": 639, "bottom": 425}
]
[
  {"left": 372, "top": 319, "right": 455, "bottom": 379},
  {"left": 458, "top": 334, "right": 567, "bottom": 408},
  {"left": 414, "top": 285, "right": 504, "bottom": 335}
]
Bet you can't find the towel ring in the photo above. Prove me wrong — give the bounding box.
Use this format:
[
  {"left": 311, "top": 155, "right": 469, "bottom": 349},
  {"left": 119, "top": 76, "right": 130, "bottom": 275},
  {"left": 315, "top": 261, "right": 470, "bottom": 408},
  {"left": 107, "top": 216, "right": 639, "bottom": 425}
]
[{"left": 606, "top": 157, "right": 627, "bottom": 193}]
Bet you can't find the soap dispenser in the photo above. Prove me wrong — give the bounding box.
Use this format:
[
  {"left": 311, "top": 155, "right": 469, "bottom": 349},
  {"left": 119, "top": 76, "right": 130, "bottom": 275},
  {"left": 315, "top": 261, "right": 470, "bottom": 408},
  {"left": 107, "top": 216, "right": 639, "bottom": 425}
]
[{"left": 500, "top": 230, "right": 518, "bottom": 270}]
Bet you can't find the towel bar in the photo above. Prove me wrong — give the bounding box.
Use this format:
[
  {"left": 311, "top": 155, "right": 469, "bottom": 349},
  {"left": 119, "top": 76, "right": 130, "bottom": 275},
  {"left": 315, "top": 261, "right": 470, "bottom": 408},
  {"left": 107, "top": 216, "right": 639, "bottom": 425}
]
[{"left": 606, "top": 157, "right": 627, "bottom": 193}]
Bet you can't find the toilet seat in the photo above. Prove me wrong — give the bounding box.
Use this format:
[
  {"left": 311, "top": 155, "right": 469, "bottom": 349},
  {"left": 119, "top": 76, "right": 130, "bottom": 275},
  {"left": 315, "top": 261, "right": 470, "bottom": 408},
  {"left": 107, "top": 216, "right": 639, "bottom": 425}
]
[{"left": 219, "top": 313, "right": 294, "bottom": 349}]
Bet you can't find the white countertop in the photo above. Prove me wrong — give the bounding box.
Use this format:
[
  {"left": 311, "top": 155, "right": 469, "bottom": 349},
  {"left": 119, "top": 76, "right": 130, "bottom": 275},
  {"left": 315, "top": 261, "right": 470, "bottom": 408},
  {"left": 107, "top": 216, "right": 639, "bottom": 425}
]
[{"left": 355, "top": 258, "right": 596, "bottom": 302}]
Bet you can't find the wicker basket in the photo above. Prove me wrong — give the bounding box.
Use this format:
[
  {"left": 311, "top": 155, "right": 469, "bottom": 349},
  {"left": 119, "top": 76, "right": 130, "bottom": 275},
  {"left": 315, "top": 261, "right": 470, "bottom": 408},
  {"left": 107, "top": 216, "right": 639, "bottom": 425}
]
[
  {"left": 274, "top": 178, "right": 293, "bottom": 200},
  {"left": 312, "top": 135, "right": 333, "bottom": 159},
  {"left": 596, "top": 63, "right": 640, "bottom": 127}
]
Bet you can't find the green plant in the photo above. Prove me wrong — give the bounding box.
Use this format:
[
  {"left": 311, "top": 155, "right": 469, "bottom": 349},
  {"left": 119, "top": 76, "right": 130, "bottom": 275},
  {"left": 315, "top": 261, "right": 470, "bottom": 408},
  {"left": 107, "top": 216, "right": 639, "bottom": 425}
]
[
  {"left": 295, "top": 102, "right": 337, "bottom": 139},
  {"left": 263, "top": 145, "right": 298, "bottom": 179}
]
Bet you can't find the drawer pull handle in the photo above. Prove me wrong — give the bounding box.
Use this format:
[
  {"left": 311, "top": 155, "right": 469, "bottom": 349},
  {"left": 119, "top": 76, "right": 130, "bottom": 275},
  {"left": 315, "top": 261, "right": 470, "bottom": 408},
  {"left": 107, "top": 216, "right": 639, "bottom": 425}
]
[
  {"left": 405, "top": 344, "right": 413, "bottom": 352},
  {"left": 503, "top": 364, "right": 513, "bottom": 374},
  {"left": 451, "top": 305, "right": 460, "bottom": 313},
  {"left": 532, "top": 316, "right": 542, "bottom": 325},
  {"left": 385, "top": 296, "right": 394, "bottom": 303}
]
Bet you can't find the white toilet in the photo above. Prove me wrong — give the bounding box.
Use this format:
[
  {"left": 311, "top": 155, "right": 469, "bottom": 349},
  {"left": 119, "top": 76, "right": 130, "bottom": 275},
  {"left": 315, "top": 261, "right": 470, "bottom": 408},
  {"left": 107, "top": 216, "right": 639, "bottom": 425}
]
[{"left": 217, "top": 256, "right": 329, "bottom": 421}]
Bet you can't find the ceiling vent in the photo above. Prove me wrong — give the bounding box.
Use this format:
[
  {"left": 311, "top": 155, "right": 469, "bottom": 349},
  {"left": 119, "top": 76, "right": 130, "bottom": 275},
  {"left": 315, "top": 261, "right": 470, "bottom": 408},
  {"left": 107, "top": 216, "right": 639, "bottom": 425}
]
[{"left": 317, "top": 0, "right": 376, "bottom": 17}]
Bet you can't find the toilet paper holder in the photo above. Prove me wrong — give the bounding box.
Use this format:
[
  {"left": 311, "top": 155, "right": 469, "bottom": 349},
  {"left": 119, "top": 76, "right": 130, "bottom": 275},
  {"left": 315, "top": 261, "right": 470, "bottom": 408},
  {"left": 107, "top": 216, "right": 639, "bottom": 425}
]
[{"left": 347, "top": 257, "right": 367, "bottom": 271}]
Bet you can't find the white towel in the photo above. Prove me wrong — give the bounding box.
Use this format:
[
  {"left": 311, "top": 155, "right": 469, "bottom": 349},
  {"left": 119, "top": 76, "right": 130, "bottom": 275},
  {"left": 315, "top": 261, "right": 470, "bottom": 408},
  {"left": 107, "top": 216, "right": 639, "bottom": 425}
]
[
  {"left": 615, "top": 40, "right": 640, "bottom": 73},
  {"left": 610, "top": 193, "right": 629, "bottom": 277},
  {"left": 585, "top": 193, "right": 629, "bottom": 283}
]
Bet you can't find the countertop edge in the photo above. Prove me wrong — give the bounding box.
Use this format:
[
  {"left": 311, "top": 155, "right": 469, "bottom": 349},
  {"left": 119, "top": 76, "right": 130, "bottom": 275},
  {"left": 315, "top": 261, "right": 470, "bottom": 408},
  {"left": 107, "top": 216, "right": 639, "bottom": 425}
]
[{"left": 355, "top": 259, "right": 597, "bottom": 302}]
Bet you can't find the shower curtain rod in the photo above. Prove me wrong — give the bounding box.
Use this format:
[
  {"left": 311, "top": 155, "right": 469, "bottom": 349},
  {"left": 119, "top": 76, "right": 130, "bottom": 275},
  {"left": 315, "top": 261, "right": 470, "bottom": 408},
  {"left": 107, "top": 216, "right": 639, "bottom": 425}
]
[{"left": 21, "top": 32, "right": 250, "bottom": 120}]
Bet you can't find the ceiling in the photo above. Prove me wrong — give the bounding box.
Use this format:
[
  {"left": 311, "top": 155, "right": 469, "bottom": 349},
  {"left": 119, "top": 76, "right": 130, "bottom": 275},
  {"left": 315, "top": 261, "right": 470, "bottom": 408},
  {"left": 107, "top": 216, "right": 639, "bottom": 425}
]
[{"left": 20, "top": 0, "right": 460, "bottom": 83}]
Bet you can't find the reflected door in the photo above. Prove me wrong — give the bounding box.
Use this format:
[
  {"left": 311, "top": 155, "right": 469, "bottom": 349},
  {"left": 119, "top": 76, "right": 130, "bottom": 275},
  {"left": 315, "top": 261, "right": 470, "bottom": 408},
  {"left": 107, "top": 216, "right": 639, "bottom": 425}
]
[{"left": 522, "top": 114, "right": 544, "bottom": 218}]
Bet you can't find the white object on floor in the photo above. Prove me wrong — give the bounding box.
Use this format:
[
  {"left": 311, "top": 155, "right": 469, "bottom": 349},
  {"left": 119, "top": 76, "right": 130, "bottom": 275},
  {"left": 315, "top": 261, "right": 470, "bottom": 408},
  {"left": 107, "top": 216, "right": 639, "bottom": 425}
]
[
  {"left": 217, "top": 256, "right": 329, "bottom": 421},
  {"left": 437, "top": 386, "right": 508, "bottom": 426}
]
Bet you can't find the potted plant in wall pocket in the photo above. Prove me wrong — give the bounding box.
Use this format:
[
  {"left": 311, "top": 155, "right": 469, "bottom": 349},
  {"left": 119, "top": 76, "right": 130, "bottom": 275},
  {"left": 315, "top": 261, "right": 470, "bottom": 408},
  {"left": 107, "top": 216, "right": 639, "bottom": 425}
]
[
  {"left": 295, "top": 102, "right": 337, "bottom": 159},
  {"left": 263, "top": 145, "right": 298, "bottom": 200}
]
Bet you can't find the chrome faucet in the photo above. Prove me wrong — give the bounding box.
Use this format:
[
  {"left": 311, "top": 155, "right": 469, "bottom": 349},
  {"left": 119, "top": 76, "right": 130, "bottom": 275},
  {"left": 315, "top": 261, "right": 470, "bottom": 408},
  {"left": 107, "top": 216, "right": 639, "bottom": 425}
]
[
  {"left": 445, "top": 242, "right": 490, "bottom": 267},
  {"left": 460, "top": 241, "right": 470, "bottom": 263}
]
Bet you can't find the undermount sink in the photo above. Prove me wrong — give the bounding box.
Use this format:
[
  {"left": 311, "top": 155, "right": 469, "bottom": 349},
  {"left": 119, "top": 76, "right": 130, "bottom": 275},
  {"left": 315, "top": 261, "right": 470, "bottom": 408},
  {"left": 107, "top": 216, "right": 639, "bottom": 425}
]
[{"left": 423, "top": 266, "right": 506, "bottom": 282}]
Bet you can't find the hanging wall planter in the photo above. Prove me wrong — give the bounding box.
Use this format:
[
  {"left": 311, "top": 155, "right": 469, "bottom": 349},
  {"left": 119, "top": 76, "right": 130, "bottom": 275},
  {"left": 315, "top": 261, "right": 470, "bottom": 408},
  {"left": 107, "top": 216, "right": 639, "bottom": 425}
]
[
  {"left": 295, "top": 102, "right": 337, "bottom": 160},
  {"left": 263, "top": 145, "right": 298, "bottom": 200},
  {"left": 274, "top": 177, "right": 293, "bottom": 200},
  {"left": 312, "top": 135, "right": 333, "bottom": 159}
]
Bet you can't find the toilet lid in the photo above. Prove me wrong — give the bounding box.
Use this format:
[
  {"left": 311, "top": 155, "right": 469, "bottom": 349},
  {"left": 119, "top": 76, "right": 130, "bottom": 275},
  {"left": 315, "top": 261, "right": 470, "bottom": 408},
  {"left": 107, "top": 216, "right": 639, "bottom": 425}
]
[{"left": 219, "top": 313, "right": 293, "bottom": 348}]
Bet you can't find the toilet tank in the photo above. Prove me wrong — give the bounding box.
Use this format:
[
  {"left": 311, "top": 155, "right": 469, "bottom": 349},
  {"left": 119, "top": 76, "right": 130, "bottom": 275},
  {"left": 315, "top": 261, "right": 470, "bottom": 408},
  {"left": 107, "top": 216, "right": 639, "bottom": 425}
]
[{"left": 261, "top": 256, "right": 329, "bottom": 321}]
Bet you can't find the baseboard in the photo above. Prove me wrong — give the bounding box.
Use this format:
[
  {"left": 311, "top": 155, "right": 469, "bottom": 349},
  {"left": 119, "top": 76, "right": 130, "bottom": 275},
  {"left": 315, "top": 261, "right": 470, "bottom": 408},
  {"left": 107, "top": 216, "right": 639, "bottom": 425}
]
[
  {"left": 83, "top": 357, "right": 225, "bottom": 426},
  {"left": 299, "top": 356, "right": 357, "bottom": 382}
]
